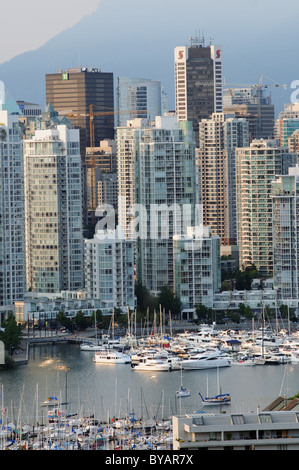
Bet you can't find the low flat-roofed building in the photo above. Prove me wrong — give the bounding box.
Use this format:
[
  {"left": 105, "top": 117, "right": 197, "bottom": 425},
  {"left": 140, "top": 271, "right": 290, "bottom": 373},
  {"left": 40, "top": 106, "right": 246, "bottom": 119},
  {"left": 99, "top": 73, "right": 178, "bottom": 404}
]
[{"left": 173, "top": 410, "right": 299, "bottom": 450}]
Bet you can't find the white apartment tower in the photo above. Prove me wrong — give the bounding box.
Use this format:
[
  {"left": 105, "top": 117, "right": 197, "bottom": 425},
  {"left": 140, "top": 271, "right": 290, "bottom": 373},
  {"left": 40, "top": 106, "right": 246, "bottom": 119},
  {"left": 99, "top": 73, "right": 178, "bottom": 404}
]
[
  {"left": 173, "top": 226, "right": 221, "bottom": 310},
  {"left": 24, "top": 125, "right": 84, "bottom": 293},
  {"left": 198, "top": 113, "right": 249, "bottom": 245},
  {"left": 236, "top": 139, "right": 297, "bottom": 276},
  {"left": 84, "top": 227, "right": 135, "bottom": 312},
  {"left": 0, "top": 103, "right": 25, "bottom": 312},
  {"left": 117, "top": 115, "right": 197, "bottom": 293},
  {"left": 272, "top": 166, "right": 299, "bottom": 304}
]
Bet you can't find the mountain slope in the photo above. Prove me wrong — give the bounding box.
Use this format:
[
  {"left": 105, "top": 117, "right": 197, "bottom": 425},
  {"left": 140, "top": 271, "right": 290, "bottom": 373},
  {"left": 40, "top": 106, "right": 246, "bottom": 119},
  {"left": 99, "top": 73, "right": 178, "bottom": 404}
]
[{"left": 0, "top": 0, "right": 297, "bottom": 112}]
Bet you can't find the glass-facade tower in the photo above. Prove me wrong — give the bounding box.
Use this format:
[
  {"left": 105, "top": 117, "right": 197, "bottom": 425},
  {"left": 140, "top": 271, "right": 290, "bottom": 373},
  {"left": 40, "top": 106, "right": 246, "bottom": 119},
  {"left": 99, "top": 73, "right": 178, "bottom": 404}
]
[{"left": 24, "top": 125, "right": 84, "bottom": 293}]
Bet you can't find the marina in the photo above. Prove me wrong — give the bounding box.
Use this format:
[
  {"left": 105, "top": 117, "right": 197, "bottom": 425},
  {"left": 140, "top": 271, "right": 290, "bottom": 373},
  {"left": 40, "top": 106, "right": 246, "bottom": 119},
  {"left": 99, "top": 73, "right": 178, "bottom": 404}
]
[{"left": 2, "top": 323, "right": 299, "bottom": 449}]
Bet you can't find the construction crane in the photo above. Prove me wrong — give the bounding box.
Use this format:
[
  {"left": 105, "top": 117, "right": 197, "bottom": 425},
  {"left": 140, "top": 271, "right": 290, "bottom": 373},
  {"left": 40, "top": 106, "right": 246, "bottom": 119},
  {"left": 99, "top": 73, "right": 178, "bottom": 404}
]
[
  {"left": 223, "top": 74, "right": 287, "bottom": 101},
  {"left": 224, "top": 75, "right": 287, "bottom": 138},
  {"left": 60, "top": 105, "right": 147, "bottom": 212}
]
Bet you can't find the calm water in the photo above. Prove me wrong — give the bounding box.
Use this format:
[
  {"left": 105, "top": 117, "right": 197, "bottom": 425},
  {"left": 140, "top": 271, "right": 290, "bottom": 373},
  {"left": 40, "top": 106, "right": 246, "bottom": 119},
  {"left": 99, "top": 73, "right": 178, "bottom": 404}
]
[{"left": 1, "top": 343, "right": 299, "bottom": 423}]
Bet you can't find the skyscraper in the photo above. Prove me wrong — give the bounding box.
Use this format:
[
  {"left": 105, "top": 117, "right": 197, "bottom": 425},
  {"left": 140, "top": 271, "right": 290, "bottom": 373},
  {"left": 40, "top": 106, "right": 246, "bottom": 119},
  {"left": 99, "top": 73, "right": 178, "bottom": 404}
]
[
  {"left": 0, "top": 102, "right": 25, "bottom": 314},
  {"left": 174, "top": 36, "right": 223, "bottom": 144},
  {"left": 197, "top": 113, "right": 249, "bottom": 245},
  {"left": 24, "top": 125, "right": 84, "bottom": 293},
  {"left": 236, "top": 139, "right": 297, "bottom": 276},
  {"left": 46, "top": 67, "right": 114, "bottom": 151},
  {"left": 272, "top": 166, "right": 299, "bottom": 304},
  {"left": 116, "top": 77, "right": 167, "bottom": 127},
  {"left": 116, "top": 115, "right": 197, "bottom": 293}
]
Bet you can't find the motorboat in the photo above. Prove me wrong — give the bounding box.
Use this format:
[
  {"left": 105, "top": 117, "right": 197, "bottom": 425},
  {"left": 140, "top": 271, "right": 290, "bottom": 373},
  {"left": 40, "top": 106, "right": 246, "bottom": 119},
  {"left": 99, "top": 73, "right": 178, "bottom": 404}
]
[
  {"left": 132, "top": 358, "right": 171, "bottom": 371},
  {"left": 80, "top": 342, "right": 105, "bottom": 351},
  {"left": 93, "top": 350, "right": 131, "bottom": 364},
  {"left": 180, "top": 351, "right": 231, "bottom": 370}
]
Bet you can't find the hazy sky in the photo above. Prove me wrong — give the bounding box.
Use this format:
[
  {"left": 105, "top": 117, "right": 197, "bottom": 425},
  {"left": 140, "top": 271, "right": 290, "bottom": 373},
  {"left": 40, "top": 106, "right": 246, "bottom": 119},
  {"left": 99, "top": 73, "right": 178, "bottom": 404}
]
[{"left": 0, "top": 0, "right": 101, "bottom": 64}]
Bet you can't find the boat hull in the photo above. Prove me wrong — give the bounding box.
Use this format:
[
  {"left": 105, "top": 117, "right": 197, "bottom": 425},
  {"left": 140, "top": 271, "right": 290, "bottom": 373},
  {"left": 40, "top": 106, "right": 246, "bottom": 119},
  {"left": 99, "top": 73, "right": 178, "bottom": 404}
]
[{"left": 181, "top": 358, "right": 231, "bottom": 370}]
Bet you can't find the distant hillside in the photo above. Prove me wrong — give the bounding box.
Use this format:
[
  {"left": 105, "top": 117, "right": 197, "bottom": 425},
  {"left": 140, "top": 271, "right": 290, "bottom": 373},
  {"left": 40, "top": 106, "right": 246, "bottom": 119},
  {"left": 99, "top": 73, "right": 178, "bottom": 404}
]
[{"left": 0, "top": 0, "right": 297, "bottom": 113}]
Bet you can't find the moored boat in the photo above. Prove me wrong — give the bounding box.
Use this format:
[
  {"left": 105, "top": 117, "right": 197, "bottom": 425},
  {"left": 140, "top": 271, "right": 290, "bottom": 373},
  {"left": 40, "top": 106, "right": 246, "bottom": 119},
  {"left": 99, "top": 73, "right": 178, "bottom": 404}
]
[
  {"left": 176, "top": 386, "right": 191, "bottom": 398},
  {"left": 199, "top": 391, "right": 231, "bottom": 406},
  {"left": 181, "top": 351, "right": 231, "bottom": 370},
  {"left": 93, "top": 350, "right": 131, "bottom": 364},
  {"left": 132, "top": 358, "right": 171, "bottom": 371}
]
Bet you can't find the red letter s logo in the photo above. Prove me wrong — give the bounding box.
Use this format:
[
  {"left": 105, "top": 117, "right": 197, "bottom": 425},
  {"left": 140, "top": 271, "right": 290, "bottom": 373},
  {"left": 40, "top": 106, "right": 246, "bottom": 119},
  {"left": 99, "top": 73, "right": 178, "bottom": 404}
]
[{"left": 216, "top": 49, "right": 221, "bottom": 59}]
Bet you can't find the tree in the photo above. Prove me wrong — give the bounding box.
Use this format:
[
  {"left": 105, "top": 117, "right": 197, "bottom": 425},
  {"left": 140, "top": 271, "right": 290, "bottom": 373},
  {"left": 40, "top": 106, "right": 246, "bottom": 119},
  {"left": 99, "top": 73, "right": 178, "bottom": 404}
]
[
  {"left": 238, "top": 303, "right": 254, "bottom": 320},
  {"left": 135, "top": 282, "right": 157, "bottom": 313},
  {"left": 235, "top": 265, "right": 260, "bottom": 290},
  {"left": 56, "top": 310, "right": 72, "bottom": 330},
  {"left": 157, "top": 285, "right": 182, "bottom": 318},
  {"left": 195, "top": 304, "right": 214, "bottom": 323},
  {"left": 0, "top": 313, "right": 22, "bottom": 356},
  {"left": 74, "top": 310, "right": 88, "bottom": 330}
]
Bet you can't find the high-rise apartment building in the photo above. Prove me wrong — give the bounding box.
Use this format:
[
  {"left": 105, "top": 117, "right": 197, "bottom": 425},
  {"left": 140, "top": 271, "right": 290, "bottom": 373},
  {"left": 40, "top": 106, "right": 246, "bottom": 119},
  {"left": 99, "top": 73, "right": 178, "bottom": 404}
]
[
  {"left": 272, "top": 166, "right": 299, "bottom": 304},
  {"left": 274, "top": 103, "right": 299, "bottom": 148},
  {"left": 175, "top": 36, "right": 223, "bottom": 144},
  {"left": 197, "top": 113, "right": 249, "bottom": 245},
  {"left": 117, "top": 115, "right": 197, "bottom": 293},
  {"left": 173, "top": 226, "right": 221, "bottom": 310},
  {"left": 116, "top": 77, "right": 167, "bottom": 127},
  {"left": 0, "top": 102, "right": 25, "bottom": 313},
  {"left": 236, "top": 139, "right": 297, "bottom": 276},
  {"left": 46, "top": 67, "right": 114, "bottom": 151},
  {"left": 24, "top": 125, "right": 84, "bottom": 293},
  {"left": 84, "top": 227, "right": 135, "bottom": 312}
]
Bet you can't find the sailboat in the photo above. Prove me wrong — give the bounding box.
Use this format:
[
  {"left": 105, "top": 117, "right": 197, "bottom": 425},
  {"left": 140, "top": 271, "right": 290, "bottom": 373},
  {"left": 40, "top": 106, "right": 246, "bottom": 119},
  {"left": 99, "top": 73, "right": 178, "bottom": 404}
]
[
  {"left": 176, "top": 367, "right": 191, "bottom": 398},
  {"left": 198, "top": 391, "right": 231, "bottom": 405},
  {"left": 199, "top": 369, "right": 231, "bottom": 406}
]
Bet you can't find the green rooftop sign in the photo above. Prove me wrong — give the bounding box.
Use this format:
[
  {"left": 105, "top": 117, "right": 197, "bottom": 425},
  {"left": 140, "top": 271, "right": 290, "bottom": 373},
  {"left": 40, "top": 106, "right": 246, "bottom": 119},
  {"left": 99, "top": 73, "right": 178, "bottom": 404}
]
[{"left": 62, "top": 73, "right": 69, "bottom": 81}]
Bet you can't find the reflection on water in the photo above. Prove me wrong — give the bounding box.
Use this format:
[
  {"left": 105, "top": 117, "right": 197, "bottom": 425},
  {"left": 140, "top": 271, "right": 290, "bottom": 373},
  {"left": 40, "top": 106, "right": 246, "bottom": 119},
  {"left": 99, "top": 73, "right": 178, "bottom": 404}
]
[{"left": 1, "top": 343, "right": 299, "bottom": 423}]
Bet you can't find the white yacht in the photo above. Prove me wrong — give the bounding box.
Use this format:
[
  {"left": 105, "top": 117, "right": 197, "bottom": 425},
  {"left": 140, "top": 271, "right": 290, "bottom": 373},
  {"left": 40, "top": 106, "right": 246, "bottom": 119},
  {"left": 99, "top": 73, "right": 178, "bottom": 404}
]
[
  {"left": 80, "top": 342, "right": 105, "bottom": 351},
  {"left": 93, "top": 350, "right": 131, "bottom": 364},
  {"left": 132, "top": 358, "right": 171, "bottom": 372},
  {"left": 180, "top": 351, "right": 231, "bottom": 370}
]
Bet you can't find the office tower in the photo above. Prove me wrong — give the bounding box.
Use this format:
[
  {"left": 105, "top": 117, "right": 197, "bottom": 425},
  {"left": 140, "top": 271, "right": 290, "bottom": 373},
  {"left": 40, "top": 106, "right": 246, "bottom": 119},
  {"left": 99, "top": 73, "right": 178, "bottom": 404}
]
[
  {"left": 24, "top": 125, "right": 84, "bottom": 293},
  {"left": 236, "top": 139, "right": 297, "bottom": 277},
  {"left": 173, "top": 226, "right": 221, "bottom": 310},
  {"left": 197, "top": 113, "right": 249, "bottom": 245},
  {"left": 117, "top": 115, "right": 196, "bottom": 293},
  {"left": 0, "top": 102, "right": 25, "bottom": 313},
  {"left": 116, "top": 77, "right": 167, "bottom": 127},
  {"left": 84, "top": 227, "right": 135, "bottom": 312},
  {"left": 175, "top": 35, "right": 223, "bottom": 144},
  {"left": 223, "top": 87, "right": 275, "bottom": 140},
  {"left": 272, "top": 166, "right": 299, "bottom": 304},
  {"left": 17, "top": 100, "right": 42, "bottom": 119},
  {"left": 46, "top": 67, "right": 114, "bottom": 149}
]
